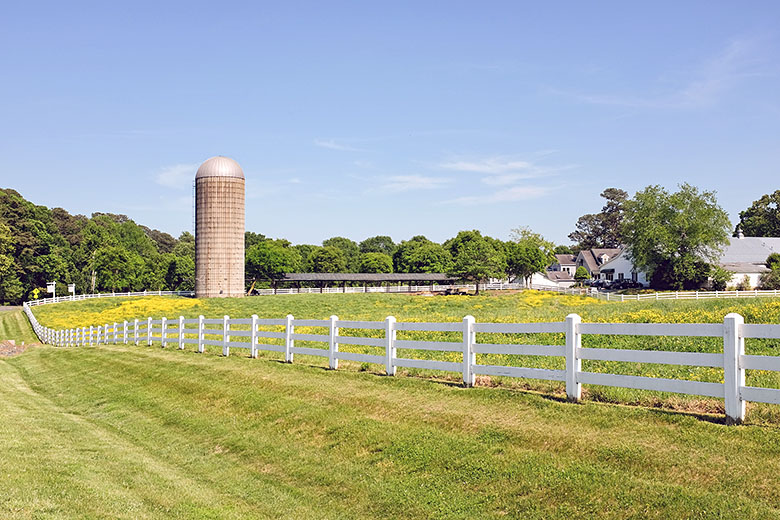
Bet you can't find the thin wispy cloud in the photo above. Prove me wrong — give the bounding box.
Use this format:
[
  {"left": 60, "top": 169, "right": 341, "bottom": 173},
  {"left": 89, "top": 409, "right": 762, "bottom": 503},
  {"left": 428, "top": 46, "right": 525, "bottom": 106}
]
[
  {"left": 438, "top": 155, "right": 574, "bottom": 187},
  {"left": 155, "top": 163, "right": 199, "bottom": 189},
  {"left": 379, "top": 175, "right": 452, "bottom": 193},
  {"left": 439, "top": 158, "right": 534, "bottom": 174},
  {"left": 314, "top": 138, "right": 365, "bottom": 152},
  {"left": 443, "top": 185, "right": 551, "bottom": 205},
  {"left": 556, "top": 37, "right": 770, "bottom": 109}
]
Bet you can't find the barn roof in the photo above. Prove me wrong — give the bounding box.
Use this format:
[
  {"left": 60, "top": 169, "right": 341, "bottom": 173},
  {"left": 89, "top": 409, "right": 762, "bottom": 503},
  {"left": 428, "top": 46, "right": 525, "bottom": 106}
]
[{"left": 283, "top": 273, "right": 457, "bottom": 282}]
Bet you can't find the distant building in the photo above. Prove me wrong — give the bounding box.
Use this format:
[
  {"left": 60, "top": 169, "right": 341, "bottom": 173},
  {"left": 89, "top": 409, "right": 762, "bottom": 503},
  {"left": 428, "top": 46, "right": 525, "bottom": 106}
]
[
  {"left": 596, "top": 249, "right": 648, "bottom": 286},
  {"left": 718, "top": 234, "right": 780, "bottom": 288},
  {"left": 575, "top": 248, "right": 622, "bottom": 279},
  {"left": 550, "top": 254, "right": 577, "bottom": 276}
]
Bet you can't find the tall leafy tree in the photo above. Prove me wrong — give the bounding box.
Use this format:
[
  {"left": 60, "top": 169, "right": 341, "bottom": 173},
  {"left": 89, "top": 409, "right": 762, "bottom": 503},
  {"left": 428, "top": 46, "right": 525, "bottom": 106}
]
[
  {"left": 506, "top": 242, "right": 549, "bottom": 287},
  {"left": 509, "top": 227, "right": 556, "bottom": 264},
  {"left": 322, "top": 236, "right": 360, "bottom": 271},
  {"left": 569, "top": 188, "right": 628, "bottom": 249},
  {"left": 446, "top": 232, "right": 506, "bottom": 295},
  {"left": 246, "top": 240, "right": 302, "bottom": 290},
  {"left": 292, "top": 244, "right": 318, "bottom": 272},
  {"left": 245, "top": 231, "right": 267, "bottom": 251},
  {"left": 394, "top": 236, "right": 453, "bottom": 273},
  {"left": 92, "top": 246, "right": 134, "bottom": 291},
  {"left": 738, "top": 190, "right": 780, "bottom": 237},
  {"left": 311, "top": 246, "right": 347, "bottom": 273},
  {"left": 622, "top": 184, "right": 731, "bottom": 290},
  {"left": 359, "top": 235, "right": 396, "bottom": 256},
  {"left": 359, "top": 252, "right": 393, "bottom": 273}
]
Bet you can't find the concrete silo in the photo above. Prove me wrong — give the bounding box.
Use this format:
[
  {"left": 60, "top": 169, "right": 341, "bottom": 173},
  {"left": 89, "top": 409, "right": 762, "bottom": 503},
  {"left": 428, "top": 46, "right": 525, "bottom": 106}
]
[{"left": 195, "top": 156, "right": 245, "bottom": 298}]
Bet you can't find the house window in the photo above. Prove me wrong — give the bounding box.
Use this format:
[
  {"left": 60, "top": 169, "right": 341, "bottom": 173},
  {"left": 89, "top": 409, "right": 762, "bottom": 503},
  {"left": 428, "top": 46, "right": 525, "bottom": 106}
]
[
  {"left": 618, "top": 273, "right": 624, "bottom": 281},
  {"left": 631, "top": 272, "right": 638, "bottom": 282},
  {"left": 605, "top": 273, "right": 613, "bottom": 281}
]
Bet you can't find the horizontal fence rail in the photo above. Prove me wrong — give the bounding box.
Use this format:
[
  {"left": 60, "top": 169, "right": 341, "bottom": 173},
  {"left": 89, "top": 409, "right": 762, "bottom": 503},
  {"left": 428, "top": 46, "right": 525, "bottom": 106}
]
[
  {"left": 530, "top": 284, "right": 780, "bottom": 302},
  {"left": 23, "top": 284, "right": 780, "bottom": 308},
  {"left": 22, "top": 299, "right": 780, "bottom": 424}
]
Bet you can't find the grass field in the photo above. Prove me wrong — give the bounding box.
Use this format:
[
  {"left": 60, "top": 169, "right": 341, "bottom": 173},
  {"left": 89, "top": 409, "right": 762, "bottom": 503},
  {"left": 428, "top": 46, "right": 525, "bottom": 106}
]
[
  {"left": 0, "top": 307, "right": 40, "bottom": 345},
  {"left": 3, "top": 343, "right": 780, "bottom": 518},
  {"left": 30, "top": 292, "right": 780, "bottom": 420}
]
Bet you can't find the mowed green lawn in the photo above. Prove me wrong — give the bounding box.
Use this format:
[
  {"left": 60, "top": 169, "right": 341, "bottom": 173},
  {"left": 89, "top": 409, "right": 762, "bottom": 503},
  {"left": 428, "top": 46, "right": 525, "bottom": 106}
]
[
  {"left": 3, "top": 343, "right": 780, "bottom": 519},
  {"left": 31, "top": 292, "right": 780, "bottom": 419},
  {"left": 0, "top": 307, "right": 39, "bottom": 345}
]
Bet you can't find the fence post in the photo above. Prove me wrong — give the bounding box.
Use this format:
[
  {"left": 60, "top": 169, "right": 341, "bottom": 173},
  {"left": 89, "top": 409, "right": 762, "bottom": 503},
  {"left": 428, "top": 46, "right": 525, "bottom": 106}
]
[
  {"left": 724, "top": 313, "right": 745, "bottom": 424},
  {"left": 223, "top": 315, "right": 230, "bottom": 357},
  {"left": 328, "top": 315, "right": 339, "bottom": 370},
  {"left": 82, "top": 326, "right": 86, "bottom": 346},
  {"left": 89, "top": 325, "right": 94, "bottom": 346},
  {"left": 147, "top": 317, "right": 152, "bottom": 346},
  {"left": 123, "top": 321, "right": 128, "bottom": 344},
  {"left": 113, "top": 322, "right": 118, "bottom": 344},
  {"left": 385, "top": 316, "right": 396, "bottom": 376},
  {"left": 161, "top": 317, "right": 167, "bottom": 348},
  {"left": 462, "top": 315, "right": 476, "bottom": 387},
  {"left": 285, "top": 314, "right": 294, "bottom": 363},
  {"left": 178, "top": 316, "right": 185, "bottom": 350},
  {"left": 198, "top": 315, "right": 205, "bottom": 353},
  {"left": 565, "top": 314, "right": 582, "bottom": 401},
  {"left": 251, "top": 314, "right": 258, "bottom": 358}
]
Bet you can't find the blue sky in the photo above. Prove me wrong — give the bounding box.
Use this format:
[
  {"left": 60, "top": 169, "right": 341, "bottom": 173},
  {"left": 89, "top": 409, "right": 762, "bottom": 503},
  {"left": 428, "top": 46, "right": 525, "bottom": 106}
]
[{"left": 1, "top": 2, "right": 778, "bottom": 246}]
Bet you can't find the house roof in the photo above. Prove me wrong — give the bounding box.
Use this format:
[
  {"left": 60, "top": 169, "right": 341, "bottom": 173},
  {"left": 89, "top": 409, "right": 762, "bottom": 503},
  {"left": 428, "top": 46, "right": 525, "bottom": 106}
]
[
  {"left": 546, "top": 271, "right": 575, "bottom": 282},
  {"left": 719, "top": 237, "right": 780, "bottom": 264},
  {"left": 283, "top": 273, "right": 457, "bottom": 282},
  {"left": 554, "top": 254, "right": 577, "bottom": 265},
  {"left": 576, "top": 248, "right": 622, "bottom": 273},
  {"left": 720, "top": 262, "right": 770, "bottom": 274}
]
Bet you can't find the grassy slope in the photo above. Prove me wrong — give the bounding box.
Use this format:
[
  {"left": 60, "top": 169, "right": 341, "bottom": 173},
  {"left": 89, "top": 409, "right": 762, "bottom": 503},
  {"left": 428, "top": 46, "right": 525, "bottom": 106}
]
[
  {"left": 3, "top": 344, "right": 780, "bottom": 519},
  {"left": 0, "top": 308, "right": 39, "bottom": 345}
]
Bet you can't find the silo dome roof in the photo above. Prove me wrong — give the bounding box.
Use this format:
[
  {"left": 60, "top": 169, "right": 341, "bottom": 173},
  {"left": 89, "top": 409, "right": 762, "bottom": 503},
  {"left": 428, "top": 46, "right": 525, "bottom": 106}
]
[{"left": 195, "top": 156, "right": 244, "bottom": 179}]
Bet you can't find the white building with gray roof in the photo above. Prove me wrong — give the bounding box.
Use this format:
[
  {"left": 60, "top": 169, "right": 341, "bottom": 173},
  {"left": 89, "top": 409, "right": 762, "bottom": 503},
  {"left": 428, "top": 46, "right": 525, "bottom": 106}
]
[{"left": 719, "top": 234, "right": 780, "bottom": 288}]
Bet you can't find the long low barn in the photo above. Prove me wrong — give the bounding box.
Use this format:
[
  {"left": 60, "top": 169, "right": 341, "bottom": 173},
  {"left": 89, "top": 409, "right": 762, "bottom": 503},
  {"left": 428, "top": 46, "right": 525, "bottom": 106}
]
[{"left": 283, "top": 273, "right": 458, "bottom": 284}]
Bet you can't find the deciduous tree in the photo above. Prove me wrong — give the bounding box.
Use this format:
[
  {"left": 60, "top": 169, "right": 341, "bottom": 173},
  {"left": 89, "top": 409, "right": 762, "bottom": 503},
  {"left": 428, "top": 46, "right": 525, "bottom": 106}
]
[
  {"left": 622, "top": 184, "right": 731, "bottom": 290},
  {"left": 738, "top": 190, "right": 780, "bottom": 237}
]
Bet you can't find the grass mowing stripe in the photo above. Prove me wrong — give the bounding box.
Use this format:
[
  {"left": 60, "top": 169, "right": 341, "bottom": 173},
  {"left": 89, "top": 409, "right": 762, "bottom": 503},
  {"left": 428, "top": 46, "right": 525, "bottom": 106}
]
[
  {"left": 0, "top": 308, "right": 38, "bottom": 345},
  {"left": 6, "top": 345, "right": 780, "bottom": 518}
]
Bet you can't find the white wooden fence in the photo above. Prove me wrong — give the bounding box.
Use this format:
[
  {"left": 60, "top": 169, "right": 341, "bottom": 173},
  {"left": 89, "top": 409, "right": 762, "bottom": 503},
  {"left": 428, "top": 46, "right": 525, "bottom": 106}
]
[
  {"left": 531, "top": 283, "right": 780, "bottom": 302},
  {"left": 23, "top": 284, "right": 780, "bottom": 306},
  {"left": 26, "top": 290, "right": 195, "bottom": 307},
  {"left": 22, "top": 302, "right": 780, "bottom": 423}
]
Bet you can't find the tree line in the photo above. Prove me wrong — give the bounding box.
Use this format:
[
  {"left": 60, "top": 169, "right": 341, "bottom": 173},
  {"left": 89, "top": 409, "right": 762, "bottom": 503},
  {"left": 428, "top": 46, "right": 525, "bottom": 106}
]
[
  {"left": 0, "top": 188, "right": 559, "bottom": 303},
  {"left": 246, "top": 227, "right": 556, "bottom": 295},
  {"left": 0, "top": 188, "right": 194, "bottom": 304},
  {"left": 3, "top": 185, "right": 779, "bottom": 304}
]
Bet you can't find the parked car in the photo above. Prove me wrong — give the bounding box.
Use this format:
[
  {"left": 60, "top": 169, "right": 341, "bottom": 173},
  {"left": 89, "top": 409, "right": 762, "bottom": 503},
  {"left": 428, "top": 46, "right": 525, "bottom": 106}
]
[{"left": 610, "top": 279, "right": 643, "bottom": 290}]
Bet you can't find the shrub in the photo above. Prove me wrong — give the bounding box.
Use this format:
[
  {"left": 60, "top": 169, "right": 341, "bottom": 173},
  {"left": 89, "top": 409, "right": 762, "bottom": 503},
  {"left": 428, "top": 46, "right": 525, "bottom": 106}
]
[
  {"left": 767, "top": 253, "right": 780, "bottom": 270},
  {"left": 709, "top": 266, "right": 732, "bottom": 291},
  {"left": 759, "top": 269, "right": 780, "bottom": 290},
  {"left": 736, "top": 275, "right": 752, "bottom": 291}
]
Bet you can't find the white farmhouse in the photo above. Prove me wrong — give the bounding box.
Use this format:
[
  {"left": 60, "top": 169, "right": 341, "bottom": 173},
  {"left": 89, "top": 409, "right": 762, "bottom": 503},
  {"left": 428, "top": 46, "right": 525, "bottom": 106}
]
[
  {"left": 596, "top": 249, "right": 649, "bottom": 286},
  {"left": 575, "top": 248, "right": 622, "bottom": 279}
]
